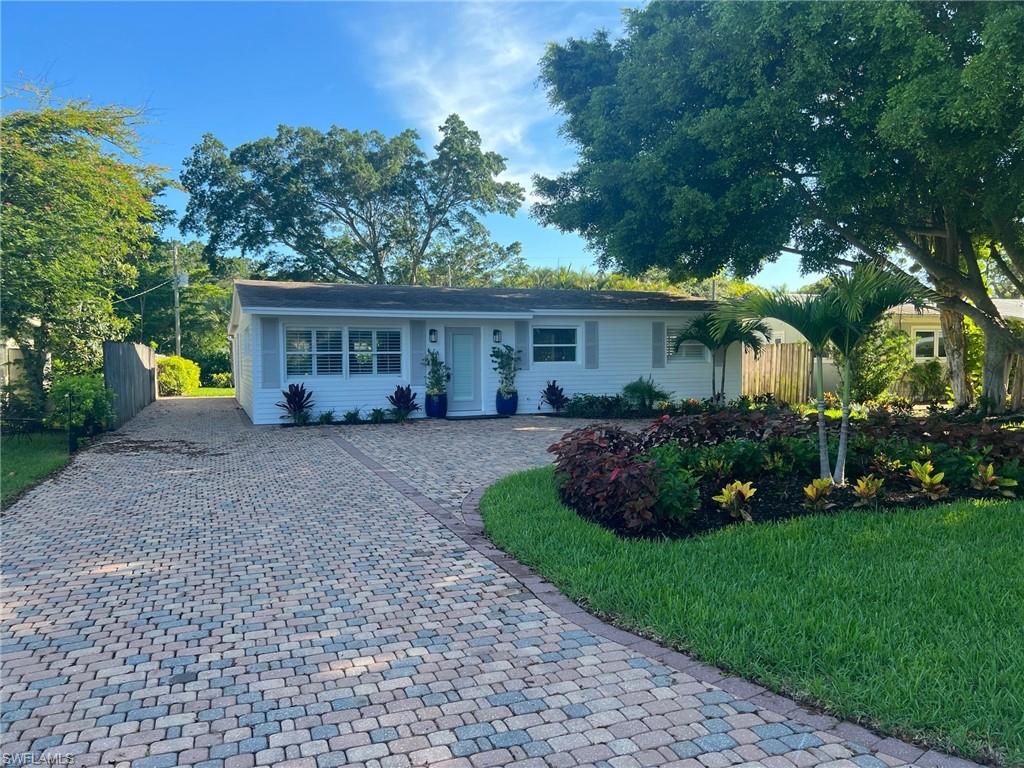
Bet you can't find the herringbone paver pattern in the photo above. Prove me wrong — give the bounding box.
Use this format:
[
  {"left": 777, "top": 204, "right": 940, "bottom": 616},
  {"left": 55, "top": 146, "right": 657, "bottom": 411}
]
[{"left": 1, "top": 400, "right": 955, "bottom": 767}]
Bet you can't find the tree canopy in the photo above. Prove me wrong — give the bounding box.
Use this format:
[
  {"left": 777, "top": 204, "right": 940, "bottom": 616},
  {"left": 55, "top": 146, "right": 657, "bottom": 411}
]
[
  {"left": 181, "top": 114, "right": 524, "bottom": 285},
  {"left": 1, "top": 94, "right": 164, "bottom": 400},
  {"left": 535, "top": 1, "right": 1024, "bottom": 406},
  {"left": 114, "top": 240, "right": 247, "bottom": 382}
]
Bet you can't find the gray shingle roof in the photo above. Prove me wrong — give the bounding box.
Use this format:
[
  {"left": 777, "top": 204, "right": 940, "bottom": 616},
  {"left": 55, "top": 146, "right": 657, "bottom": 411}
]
[{"left": 233, "top": 279, "right": 713, "bottom": 314}]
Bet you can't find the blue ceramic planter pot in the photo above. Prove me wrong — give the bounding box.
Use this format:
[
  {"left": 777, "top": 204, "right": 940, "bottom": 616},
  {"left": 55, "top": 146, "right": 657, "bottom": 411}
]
[
  {"left": 495, "top": 391, "right": 518, "bottom": 415},
  {"left": 425, "top": 393, "right": 448, "bottom": 418}
]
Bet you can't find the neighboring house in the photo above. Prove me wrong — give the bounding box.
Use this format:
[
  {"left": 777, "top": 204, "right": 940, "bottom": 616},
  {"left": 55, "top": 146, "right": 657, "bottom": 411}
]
[
  {"left": 228, "top": 280, "right": 728, "bottom": 424},
  {"left": 2, "top": 321, "right": 50, "bottom": 390},
  {"left": 761, "top": 297, "right": 1024, "bottom": 393},
  {"left": 766, "top": 298, "right": 1024, "bottom": 360},
  {"left": 1, "top": 339, "right": 24, "bottom": 388}
]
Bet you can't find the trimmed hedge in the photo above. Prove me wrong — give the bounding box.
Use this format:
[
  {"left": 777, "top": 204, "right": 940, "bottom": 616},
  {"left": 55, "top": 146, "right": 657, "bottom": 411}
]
[{"left": 158, "top": 356, "right": 201, "bottom": 396}]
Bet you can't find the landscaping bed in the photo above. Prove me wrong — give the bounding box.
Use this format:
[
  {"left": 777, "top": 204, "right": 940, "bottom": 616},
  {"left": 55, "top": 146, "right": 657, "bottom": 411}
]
[
  {"left": 481, "top": 467, "right": 1024, "bottom": 765},
  {"left": 550, "top": 409, "right": 1024, "bottom": 538}
]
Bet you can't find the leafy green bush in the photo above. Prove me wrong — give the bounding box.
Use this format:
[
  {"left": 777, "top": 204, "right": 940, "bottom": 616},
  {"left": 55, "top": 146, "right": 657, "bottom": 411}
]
[
  {"left": 45, "top": 375, "right": 114, "bottom": 434},
  {"left": 158, "top": 356, "right": 201, "bottom": 396},
  {"left": 622, "top": 376, "right": 671, "bottom": 413},
  {"left": 209, "top": 371, "right": 233, "bottom": 388},
  {"left": 194, "top": 349, "right": 231, "bottom": 386},
  {"left": 833, "top": 321, "right": 913, "bottom": 402},
  {"left": 564, "top": 393, "right": 632, "bottom": 418},
  {"left": 646, "top": 443, "right": 701, "bottom": 523},
  {"left": 904, "top": 360, "right": 949, "bottom": 404}
]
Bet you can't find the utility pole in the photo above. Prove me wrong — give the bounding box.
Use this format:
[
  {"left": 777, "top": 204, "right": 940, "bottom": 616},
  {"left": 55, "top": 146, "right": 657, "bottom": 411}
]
[{"left": 172, "top": 243, "right": 182, "bottom": 357}]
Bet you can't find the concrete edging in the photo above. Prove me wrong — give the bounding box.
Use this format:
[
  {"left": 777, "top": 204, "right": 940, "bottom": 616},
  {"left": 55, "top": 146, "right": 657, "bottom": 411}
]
[{"left": 327, "top": 432, "right": 983, "bottom": 768}]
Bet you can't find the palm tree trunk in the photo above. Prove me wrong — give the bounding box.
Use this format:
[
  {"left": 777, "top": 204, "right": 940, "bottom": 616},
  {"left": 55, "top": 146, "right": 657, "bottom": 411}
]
[
  {"left": 815, "top": 352, "right": 831, "bottom": 480},
  {"left": 719, "top": 346, "right": 728, "bottom": 401},
  {"left": 833, "top": 358, "right": 852, "bottom": 485},
  {"left": 710, "top": 350, "right": 717, "bottom": 401}
]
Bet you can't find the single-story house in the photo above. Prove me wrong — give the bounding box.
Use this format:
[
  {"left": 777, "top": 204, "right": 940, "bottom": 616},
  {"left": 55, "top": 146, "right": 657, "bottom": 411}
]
[{"left": 228, "top": 280, "right": 728, "bottom": 424}]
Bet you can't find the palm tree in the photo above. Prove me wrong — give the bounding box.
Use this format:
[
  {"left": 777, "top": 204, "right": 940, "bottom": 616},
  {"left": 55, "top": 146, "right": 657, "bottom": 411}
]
[
  {"left": 824, "top": 264, "right": 924, "bottom": 485},
  {"left": 674, "top": 313, "right": 772, "bottom": 401},
  {"left": 716, "top": 292, "right": 841, "bottom": 479}
]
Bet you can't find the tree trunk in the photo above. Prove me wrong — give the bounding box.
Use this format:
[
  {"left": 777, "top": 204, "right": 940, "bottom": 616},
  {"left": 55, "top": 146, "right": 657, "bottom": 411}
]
[
  {"left": 939, "top": 308, "right": 970, "bottom": 407},
  {"left": 17, "top": 322, "right": 49, "bottom": 416},
  {"left": 832, "top": 358, "right": 852, "bottom": 486},
  {"left": 719, "top": 346, "right": 728, "bottom": 401},
  {"left": 710, "top": 350, "right": 718, "bottom": 401},
  {"left": 815, "top": 353, "right": 831, "bottom": 480},
  {"left": 980, "top": 330, "right": 1010, "bottom": 415}
]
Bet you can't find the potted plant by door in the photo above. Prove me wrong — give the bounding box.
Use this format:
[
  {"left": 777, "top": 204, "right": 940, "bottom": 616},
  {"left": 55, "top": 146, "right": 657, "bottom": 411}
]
[
  {"left": 422, "top": 350, "right": 450, "bottom": 418},
  {"left": 490, "top": 344, "right": 521, "bottom": 415}
]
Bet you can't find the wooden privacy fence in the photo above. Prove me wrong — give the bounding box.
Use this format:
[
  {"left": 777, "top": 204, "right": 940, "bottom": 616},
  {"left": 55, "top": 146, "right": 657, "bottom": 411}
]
[
  {"left": 741, "top": 342, "right": 812, "bottom": 404},
  {"left": 103, "top": 341, "right": 158, "bottom": 428}
]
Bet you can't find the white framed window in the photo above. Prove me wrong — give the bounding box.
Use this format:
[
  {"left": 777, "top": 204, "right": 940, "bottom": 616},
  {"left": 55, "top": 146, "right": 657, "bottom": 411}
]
[
  {"left": 285, "top": 328, "right": 343, "bottom": 377},
  {"left": 533, "top": 327, "right": 577, "bottom": 362},
  {"left": 666, "top": 328, "right": 709, "bottom": 361},
  {"left": 914, "top": 330, "right": 946, "bottom": 359},
  {"left": 349, "top": 329, "right": 402, "bottom": 375}
]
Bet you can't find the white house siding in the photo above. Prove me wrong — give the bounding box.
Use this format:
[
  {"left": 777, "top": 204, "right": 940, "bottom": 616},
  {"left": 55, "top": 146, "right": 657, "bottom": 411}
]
[
  {"left": 514, "top": 314, "right": 739, "bottom": 413},
  {"left": 248, "top": 315, "right": 415, "bottom": 424},
  {"left": 233, "top": 313, "right": 255, "bottom": 420},
  {"left": 242, "top": 312, "right": 738, "bottom": 424}
]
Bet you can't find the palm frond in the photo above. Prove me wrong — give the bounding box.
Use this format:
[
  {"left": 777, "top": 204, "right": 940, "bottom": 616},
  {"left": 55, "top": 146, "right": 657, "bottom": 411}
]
[
  {"left": 714, "top": 291, "right": 838, "bottom": 352},
  {"left": 672, "top": 314, "right": 718, "bottom": 352},
  {"left": 826, "top": 264, "right": 926, "bottom": 352}
]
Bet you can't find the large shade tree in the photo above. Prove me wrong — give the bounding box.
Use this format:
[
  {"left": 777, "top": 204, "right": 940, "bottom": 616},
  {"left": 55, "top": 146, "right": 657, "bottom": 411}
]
[
  {"left": 1, "top": 94, "right": 163, "bottom": 404},
  {"left": 181, "top": 114, "right": 524, "bottom": 285},
  {"left": 535, "top": 1, "right": 1024, "bottom": 412}
]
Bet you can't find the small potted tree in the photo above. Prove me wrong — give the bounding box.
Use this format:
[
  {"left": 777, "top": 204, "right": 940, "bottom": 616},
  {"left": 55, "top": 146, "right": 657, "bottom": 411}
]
[
  {"left": 490, "top": 344, "right": 520, "bottom": 415},
  {"left": 422, "top": 349, "right": 450, "bottom": 418}
]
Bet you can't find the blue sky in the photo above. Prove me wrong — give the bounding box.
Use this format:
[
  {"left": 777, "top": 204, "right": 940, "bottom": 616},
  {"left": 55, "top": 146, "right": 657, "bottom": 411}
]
[{"left": 3, "top": 1, "right": 813, "bottom": 289}]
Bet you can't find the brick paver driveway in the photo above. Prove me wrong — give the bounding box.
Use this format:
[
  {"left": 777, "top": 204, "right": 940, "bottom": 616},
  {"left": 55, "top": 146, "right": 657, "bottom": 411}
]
[{"left": 2, "top": 400, "right": 954, "bottom": 768}]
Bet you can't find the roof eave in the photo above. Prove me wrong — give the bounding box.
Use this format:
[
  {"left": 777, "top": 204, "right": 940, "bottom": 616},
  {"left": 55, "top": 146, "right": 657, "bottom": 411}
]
[{"left": 238, "top": 306, "right": 535, "bottom": 320}]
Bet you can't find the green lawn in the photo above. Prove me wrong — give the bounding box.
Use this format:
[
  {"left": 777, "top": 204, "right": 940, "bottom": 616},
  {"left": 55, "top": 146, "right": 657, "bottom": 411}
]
[
  {"left": 187, "top": 387, "right": 235, "bottom": 397},
  {"left": 1, "top": 431, "right": 70, "bottom": 508},
  {"left": 481, "top": 467, "right": 1024, "bottom": 765}
]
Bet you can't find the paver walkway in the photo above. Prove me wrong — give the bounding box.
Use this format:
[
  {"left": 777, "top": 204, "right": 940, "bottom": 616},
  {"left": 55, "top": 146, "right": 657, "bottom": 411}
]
[{"left": 1, "top": 400, "right": 966, "bottom": 768}]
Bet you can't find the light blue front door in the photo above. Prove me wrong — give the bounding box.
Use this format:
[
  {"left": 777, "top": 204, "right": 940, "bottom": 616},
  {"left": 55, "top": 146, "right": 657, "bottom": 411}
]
[{"left": 446, "top": 328, "right": 481, "bottom": 412}]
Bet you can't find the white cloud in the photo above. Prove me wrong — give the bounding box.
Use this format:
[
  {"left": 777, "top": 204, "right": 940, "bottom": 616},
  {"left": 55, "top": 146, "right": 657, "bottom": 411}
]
[{"left": 361, "top": 2, "right": 627, "bottom": 203}]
